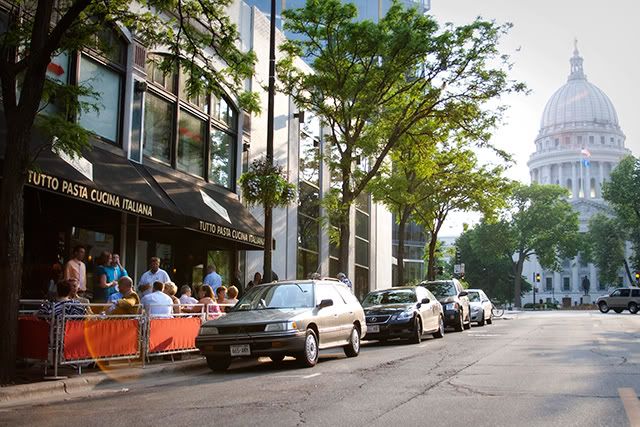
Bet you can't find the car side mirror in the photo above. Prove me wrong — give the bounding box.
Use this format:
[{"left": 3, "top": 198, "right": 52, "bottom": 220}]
[
  {"left": 421, "top": 298, "right": 430, "bottom": 304},
  {"left": 458, "top": 291, "right": 468, "bottom": 297},
  {"left": 318, "top": 299, "right": 333, "bottom": 309}
]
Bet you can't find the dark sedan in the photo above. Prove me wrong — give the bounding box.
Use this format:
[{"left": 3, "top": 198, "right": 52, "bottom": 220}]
[{"left": 362, "top": 287, "right": 444, "bottom": 344}]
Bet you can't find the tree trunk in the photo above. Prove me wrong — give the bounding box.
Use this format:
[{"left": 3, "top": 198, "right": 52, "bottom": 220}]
[
  {"left": 263, "top": 205, "right": 273, "bottom": 283},
  {"left": 396, "top": 211, "right": 409, "bottom": 287},
  {"left": 339, "top": 218, "right": 350, "bottom": 278},
  {"left": 426, "top": 232, "right": 438, "bottom": 281},
  {"left": 0, "top": 126, "right": 30, "bottom": 384},
  {"left": 513, "top": 257, "right": 524, "bottom": 308}
]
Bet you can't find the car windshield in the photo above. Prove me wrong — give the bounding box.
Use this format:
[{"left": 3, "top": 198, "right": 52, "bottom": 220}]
[
  {"left": 362, "top": 289, "right": 416, "bottom": 307},
  {"left": 233, "top": 283, "right": 314, "bottom": 311},
  {"left": 467, "top": 291, "right": 481, "bottom": 302},
  {"left": 422, "top": 281, "right": 456, "bottom": 299}
]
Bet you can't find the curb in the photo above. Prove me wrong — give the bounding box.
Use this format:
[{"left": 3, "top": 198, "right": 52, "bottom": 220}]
[{"left": 0, "top": 357, "right": 206, "bottom": 405}]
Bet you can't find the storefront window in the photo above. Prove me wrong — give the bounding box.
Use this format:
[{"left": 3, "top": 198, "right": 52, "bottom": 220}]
[
  {"left": 178, "top": 111, "right": 206, "bottom": 177},
  {"left": 207, "top": 250, "right": 232, "bottom": 284},
  {"left": 144, "top": 93, "right": 174, "bottom": 163},
  {"left": 209, "top": 129, "right": 233, "bottom": 187}
]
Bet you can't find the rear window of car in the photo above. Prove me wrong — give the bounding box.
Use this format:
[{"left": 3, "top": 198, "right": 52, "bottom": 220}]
[
  {"left": 421, "top": 281, "right": 456, "bottom": 299},
  {"left": 362, "top": 289, "right": 416, "bottom": 307},
  {"left": 467, "top": 291, "right": 481, "bottom": 302},
  {"left": 632, "top": 289, "right": 640, "bottom": 298}
]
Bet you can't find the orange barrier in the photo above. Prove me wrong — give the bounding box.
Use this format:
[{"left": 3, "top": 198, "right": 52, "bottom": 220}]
[
  {"left": 148, "top": 317, "right": 201, "bottom": 353},
  {"left": 17, "top": 317, "right": 50, "bottom": 360},
  {"left": 63, "top": 319, "right": 140, "bottom": 361}
]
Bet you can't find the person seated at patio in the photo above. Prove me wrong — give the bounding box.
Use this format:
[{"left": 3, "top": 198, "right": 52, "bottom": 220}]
[
  {"left": 68, "top": 278, "right": 92, "bottom": 314},
  {"left": 138, "top": 282, "right": 153, "bottom": 298},
  {"left": 179, "top": 285, "right": 198, "bottom": 305},
  {"left": 163, "top": 281, "right": 181, "bottom": 314},
  {"left": 216, "top": 286, "right": 227, "bottom": 306},
  {"left": 184, "top": 285, "right": 221, "bottom": 319},
  {"left": 37, "top": 280, "right": 87, "bottom": 319},
  {"left": 141, "top": 281, "right": 173, "bottom": 318},
  {"left": 226, "top": 286, "right": 239, "bottom": 307},
  {"left": 108, "top": 277, "right": 140, "bottom": 315}
]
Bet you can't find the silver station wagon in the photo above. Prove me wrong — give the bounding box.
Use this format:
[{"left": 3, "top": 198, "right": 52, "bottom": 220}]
[{"left": 196, "top": 280, "right": 366, "bottom": 371}]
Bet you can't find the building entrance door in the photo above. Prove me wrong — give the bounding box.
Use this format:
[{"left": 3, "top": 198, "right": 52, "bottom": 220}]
[{"left": 562, "top": 297, "right": 572, "bottom": 308}]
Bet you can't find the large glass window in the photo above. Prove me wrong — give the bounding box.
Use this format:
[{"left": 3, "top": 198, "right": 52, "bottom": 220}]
[{"left": 144, "top": 53, "right": 238, "bottom": 188}]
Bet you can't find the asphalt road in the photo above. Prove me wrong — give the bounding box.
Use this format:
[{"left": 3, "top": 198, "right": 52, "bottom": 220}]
[{"left": 1, "top": 311, "right": 639, "bottom": 427}]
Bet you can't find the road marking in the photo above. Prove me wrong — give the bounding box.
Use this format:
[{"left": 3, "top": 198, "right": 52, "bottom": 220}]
[
  {"left": 468, "top": 334, "right": 501, "bottom": 337},
  {"left": 619, "top": 388, "right": 640, "bottom": 427},
  {"left": 303, "top": 373, "right": 321, "bottom": 379},
  {"left": 417, "top": 344, "right": 428, "bottom": 348}
]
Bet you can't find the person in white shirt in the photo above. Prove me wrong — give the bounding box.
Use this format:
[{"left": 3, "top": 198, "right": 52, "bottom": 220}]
[
  {"left": 179, "top": 285, "right": 198, "bottom": 305},
  {"left": 140, "top": 281, "right": 174, "bottom": 318},
  {"left": 138, "top": 257, "right": 170, "bottom": 291}
]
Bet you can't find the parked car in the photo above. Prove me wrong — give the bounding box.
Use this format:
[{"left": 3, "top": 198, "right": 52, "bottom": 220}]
[
  {"left": 596, "top": 288, "right": 640, "bottom": 314},
  {"left": 195, "top": 280, "right": 366, "bottom": 371},
  {"left": 419, "top": 279, "right": 470, "bottom": 332},
  {"left": 362, "top": 286, "right": 444, "bottom": 344},
  {"left": 466, "top": 289, "right": 493, "bottom": 326}
]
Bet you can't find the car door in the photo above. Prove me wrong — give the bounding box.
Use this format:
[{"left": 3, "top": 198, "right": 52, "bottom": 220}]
[
  {"left": 335, "top": 284, "right": 363, "bottom": 334},
  {"left": 608, "top": 289, "right": 628, "bottom": 308},
  {"left": 415, "top": 287, "right": 437, "bottom": 331},
  {"left": 314, "top": 284, "right": 342, "bottom": 347},
  {"left": 480, "top": 291, "right": 492, "bottom": 320}
]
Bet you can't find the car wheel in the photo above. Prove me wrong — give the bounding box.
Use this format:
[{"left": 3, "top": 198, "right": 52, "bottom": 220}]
[
  {"left": 486, "top": 312, "right": 493, "bottom": 325},
  {"left": 613, "top": 308, "right": 624, "bottom": 314},
  {"left": 598, "top": 301, "right": 609, "bottom": 313},
  {"left": 454, "top": 310, "right": 464, "bottom": 332},
  {"left": 344, "top": 326, "right": 361, "bottom": 357},
  {"left": 206, "top": 355, "right": 231, "bottom": 372},
  {"left": 296, "top": 329, "right": 319, "bottom": 368},
  {"left": 629, "top": 302, "right": 639, "bottom": 314},
  {"left": 463, "top": 310, "right": 471, "bottom": 330},
  {"left": 433, "top": 315, "right": 445, "bottom": 339},
  {"left": 269, "top": 354, "right": 286, "bottom": 363},
  {"left": 408, "top": 317, "right": 422, "bottom": 344},
  {"left": 478, "top": 310, "right": 485, "bottom": 326}
]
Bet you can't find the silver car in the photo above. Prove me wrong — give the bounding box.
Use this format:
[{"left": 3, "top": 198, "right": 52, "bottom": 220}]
[
  {"left": 597, "top": 288, "right": 640, "bottom": 314},
  {"left": 196, "top": 280, "right": 366, "bottom": 371},
  {"left": 466, "top": 289, "right": 493, "bottom": 326}
]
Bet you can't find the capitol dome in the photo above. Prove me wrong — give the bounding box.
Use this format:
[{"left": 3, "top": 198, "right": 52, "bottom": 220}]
[{"left": 539, "top": 44, "right": 619, "bottom": 132}]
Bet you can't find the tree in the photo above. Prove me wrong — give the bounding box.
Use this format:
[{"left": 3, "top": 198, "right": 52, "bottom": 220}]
[
  {"left": 603, "top": 155, "right": 640, "bottom": 270},
  {"left": 456, "top": 221, "right": 531, "bottom": 303},
  {"left": 413, "top": 146, "right": 512, "bottom": 281},
  {"left": 277, "top": 0, "right": 524, "bottom": 273},
  {"left": 584, "top": 213, "right": 633, "bottom": 285},
  {"left": 0, "top": 0, "right": 258, "bottom": 383},
  {"left": 503, "top": 184, "right": 580, "bottom": 307}
]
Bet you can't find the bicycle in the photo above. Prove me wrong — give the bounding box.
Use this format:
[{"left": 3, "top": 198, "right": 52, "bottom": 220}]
[{"left": 491, "top": 303, "right": 504, "bottom": 318}]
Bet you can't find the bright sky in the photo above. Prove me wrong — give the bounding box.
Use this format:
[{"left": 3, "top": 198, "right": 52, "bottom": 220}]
[{"left": 433, "top": 0, "right": 640, "bottom": 236}]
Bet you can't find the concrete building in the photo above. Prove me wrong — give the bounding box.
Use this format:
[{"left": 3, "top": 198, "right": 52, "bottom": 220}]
[{"left": 523, "top": 42, "right": 632, "bottom": 306}]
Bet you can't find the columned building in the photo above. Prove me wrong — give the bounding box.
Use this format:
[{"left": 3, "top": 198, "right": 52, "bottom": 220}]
[{"left": 523, "top": 43, "right": 631, "bottom": 306}]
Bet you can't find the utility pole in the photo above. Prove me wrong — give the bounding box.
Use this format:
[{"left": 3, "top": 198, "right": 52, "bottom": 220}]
[{"left": 263, "top": 0, "right": 277, "bottom": 283}]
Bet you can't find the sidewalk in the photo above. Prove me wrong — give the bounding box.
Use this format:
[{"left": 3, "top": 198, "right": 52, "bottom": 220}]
[{"left": 0, "top": 355, "right": 206, "bottom": 406}]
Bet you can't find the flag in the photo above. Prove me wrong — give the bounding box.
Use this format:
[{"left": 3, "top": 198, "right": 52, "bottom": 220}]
[
  {"left": 583, "top": 159, "right": 591, "bottom": 167},
  {"left": 581, "top": 148, "right": 592, "bottom": 157}
]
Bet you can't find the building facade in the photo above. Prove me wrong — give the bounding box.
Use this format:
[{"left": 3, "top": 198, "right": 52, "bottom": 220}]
[{"left": 523, "top": 43, "right": 632, "bottom": 306}]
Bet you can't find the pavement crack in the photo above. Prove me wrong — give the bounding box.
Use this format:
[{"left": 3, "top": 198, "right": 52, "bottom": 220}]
[{"left": 590, "top": 348, "right": 628, "bottom": 365}]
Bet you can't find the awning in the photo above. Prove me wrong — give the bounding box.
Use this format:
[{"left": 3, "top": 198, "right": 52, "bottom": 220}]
[
  {"left": 17, "top": 146, "right": 179, "bottom": 224},
  {"left": 141, "top": 166, "right": 265, "bottom": 249}
]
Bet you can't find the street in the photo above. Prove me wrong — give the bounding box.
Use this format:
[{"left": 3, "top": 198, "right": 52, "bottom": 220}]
[{"left": 1, "top": 311, "right": 639, "bottom": 427}]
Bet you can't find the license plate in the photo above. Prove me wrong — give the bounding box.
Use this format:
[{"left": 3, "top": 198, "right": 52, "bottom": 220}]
[
  {"left": 369, "top": 325, "right": 380, "bottom": 333},
  {"left": 230, "top": 344, "right": 250, "bottom": 356}
]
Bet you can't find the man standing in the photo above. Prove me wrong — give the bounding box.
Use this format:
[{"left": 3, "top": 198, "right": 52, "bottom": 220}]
[
  {"left": 203, "top": 264, "right": 222, "bottom": 293},
  {"left": 138, "top": 257, "right": 170, "bottom": 291},
  {"left": 64, "top": 245, "right": 87, "bottom": 293},
  {"left": 105, "top": 254, "right": 128, "bottom": 303},
  {"left": 140, "top": 281, "right": 173, "bottom": 318}
]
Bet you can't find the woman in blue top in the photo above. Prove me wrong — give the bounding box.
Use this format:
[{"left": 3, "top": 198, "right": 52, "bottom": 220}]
[{"left": 94, "top": 251, "right": 118, "bottom": 302}]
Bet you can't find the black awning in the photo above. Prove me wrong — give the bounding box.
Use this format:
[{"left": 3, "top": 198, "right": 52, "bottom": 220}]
[
  {"left": 15, "top": 145, "right": 179, "bottom": 224},
  {"left": 143, "top": 166, "right": 265, "bottom": 250}
]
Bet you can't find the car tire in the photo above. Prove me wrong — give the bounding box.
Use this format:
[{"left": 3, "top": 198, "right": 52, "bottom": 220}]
[
  {"left": 454, "top": 311, "right": 464, "bottom": 332},
  {"left": 433, "top": 315, "right": 445, "bottom": 339},
  {"left": 478, "top": 311, "right": 485, "bottom": 326},
  {"left": 486, "top": 315, "right": 493, "bottom": 325},
  {"left": 296, "top": 329, "right": 319, "bottom": 368},
  {"left": 598, "top": 302, "right": 610, "bottom": 313},
  {"left": 206, "top": 356, "right": 231, "bottom": 372},
  {"left": 629, "top": 302, "right": 639, "bottom": 314},
  {"left": 408, "top": 317, "right": 422, "bottom": 344},
  {"left": 344, "top": 326, "right": 361, "bottom": 357},
  {"left": 269, "top": 354, "right": 286, "bottom": 363},
  {"left": 463, "top": 310, "right": 471, "bottom": 330},
  {"left": 613, "top": 308, "right": 624, "bottom": 314}
]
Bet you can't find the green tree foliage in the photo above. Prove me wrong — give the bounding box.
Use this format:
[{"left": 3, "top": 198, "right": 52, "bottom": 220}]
[
  {"left": 276, "top": 0, "right": 524, "bottom": 273},
  {"left": 239, "top": 158, "right": 297, "bottom": 210},
  {"left": 584, "top": 213, "right": 632, "bottom": 285},
  {"left": 603, "top": 155, "right": 640, "bottom": 269},
  {"left": 0, "top": 0, "right": 258, "bottom": 383}
]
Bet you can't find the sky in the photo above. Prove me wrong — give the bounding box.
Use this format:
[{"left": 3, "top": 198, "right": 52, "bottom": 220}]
[{"left": 431, "top": 0, "right": 640, "bottom": 236}]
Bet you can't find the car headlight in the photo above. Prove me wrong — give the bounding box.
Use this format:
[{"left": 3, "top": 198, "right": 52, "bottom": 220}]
[
  {"left": 445, "top": 303, "right": 459, "bottom": 311},
  {"left": 264, "top": 321, "right": 298, "bottom": 332},
  {"left": 471, "top": 306, "right": 480, "bottom": 312},
  {"left": 392, "top": 311, "right": 413, "bottom": 321},
  {"left": 200, "top": 326, "right": 218, "bottom": 335}
]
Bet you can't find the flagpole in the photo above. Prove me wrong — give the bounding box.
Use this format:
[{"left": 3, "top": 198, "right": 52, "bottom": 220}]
[{"left": 579, "top": 152, "right": 583, "bottom": 198}]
